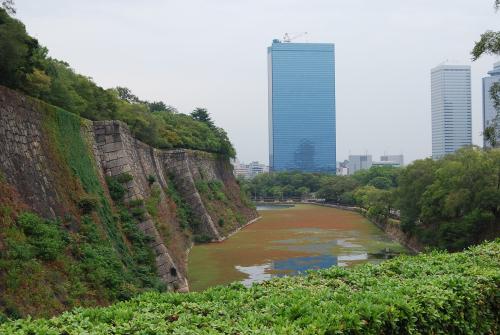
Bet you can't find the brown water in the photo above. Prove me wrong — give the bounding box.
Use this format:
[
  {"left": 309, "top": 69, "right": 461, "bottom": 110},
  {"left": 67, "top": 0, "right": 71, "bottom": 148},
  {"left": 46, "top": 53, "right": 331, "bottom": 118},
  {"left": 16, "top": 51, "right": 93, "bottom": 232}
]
[{"left": 188, "top": 204, "right": 408, "bottom": 291}]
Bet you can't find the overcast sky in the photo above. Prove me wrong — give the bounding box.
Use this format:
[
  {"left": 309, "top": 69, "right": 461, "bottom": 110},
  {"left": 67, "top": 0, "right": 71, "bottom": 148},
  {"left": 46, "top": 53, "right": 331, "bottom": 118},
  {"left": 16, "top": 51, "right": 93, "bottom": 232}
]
[{"left": 16, "top": 0, "right": 500, "bottom": 164}]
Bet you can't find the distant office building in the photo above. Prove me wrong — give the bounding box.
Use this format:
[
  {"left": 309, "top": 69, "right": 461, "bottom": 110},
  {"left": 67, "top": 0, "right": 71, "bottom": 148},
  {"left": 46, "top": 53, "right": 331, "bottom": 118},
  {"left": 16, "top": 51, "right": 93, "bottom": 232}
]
[
  {"left": 431, "top": 64, "right": 472, "bottom": 159},
  {"left": 482, "top": 62, "right": 500, "bottom": 148},
  {"left": 380, "top": 154, "right": 404, "bottom": 167},
  {"left": 268, "top": 40, "right": 336, "bottom": 173},
  {"left": 348, "top": 155, "right": 372, "bottom": 175},
  {"left": 231, "top": 159, "right": 269, "bottom": 179}
]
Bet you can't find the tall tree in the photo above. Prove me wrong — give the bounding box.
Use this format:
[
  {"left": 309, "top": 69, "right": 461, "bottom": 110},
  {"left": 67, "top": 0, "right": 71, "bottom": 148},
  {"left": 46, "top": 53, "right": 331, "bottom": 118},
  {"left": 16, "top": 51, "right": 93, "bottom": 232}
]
[
  {"left": 115, "top": 86, "right": 140, "bottom": 103},
  {"left": 190, "top": 107, "right": 213, "bottom": 127}
]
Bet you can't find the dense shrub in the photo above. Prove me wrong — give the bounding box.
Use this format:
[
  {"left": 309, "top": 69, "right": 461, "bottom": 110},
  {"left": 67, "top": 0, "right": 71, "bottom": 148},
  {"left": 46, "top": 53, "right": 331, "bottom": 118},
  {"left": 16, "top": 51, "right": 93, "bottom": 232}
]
[
  {"left": 193, "top": 234, "right": 212, "bottom": 243},
  {"left": 77, "top": 195, "right": 98, "bottom": 214},
  {"left": 1, "top": 241, "right": 498, "bottom": 334},
  {"left": 147, "top": 174, "right": 156, "bottom": 185},
  {"left": 15, "top": 212, "right": 67, "bottom": 261},
  {"left": 105, "top": 174, "right": 132, "bottom": 202},
  {"left": 166, "top": 175, "right": 197, "bottom": 230}
]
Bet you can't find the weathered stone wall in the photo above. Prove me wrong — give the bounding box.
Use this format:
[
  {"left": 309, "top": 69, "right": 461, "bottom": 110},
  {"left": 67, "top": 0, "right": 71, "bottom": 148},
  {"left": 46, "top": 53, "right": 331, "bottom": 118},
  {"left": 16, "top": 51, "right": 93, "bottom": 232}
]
[
  {"left": 90, "top": 122, "right": 259, "bottom": 289},
  {"left": 92, "top": 121, "right": 189, "bottom": 291},
  {"left": 0, "top": 88, "right": 72, "bottom": 219},
  {"left": 162, "top": 150, "right": 222, "bottom": 240},
  {"left": 0, "top": 85, "right": 259, "bottom": 292}
]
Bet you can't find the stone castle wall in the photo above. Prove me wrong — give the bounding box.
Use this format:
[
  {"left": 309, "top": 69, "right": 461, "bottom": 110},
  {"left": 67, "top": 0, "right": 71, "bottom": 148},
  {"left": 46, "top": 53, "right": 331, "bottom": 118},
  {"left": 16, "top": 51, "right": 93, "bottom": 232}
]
[{"left": 0, "top": 86, "right": 258, "bottom": 292}]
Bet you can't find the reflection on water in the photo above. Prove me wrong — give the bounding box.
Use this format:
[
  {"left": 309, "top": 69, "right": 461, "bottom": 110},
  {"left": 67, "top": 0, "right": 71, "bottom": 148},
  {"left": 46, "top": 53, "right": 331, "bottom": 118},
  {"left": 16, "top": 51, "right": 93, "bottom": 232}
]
[
  {"left": 188, "top": 204, "right": 408, "bottom": 291},
  {"left": 273, "top": 255, "right": 338, "bottom": 274},
  {"left": 235, "top": 264, "right": 273, "bottom": 287}
]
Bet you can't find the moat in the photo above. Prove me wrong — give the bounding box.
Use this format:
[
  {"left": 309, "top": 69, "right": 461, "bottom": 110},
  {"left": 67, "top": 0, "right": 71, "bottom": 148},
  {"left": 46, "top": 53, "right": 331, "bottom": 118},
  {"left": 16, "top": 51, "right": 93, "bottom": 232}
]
[{"left": 188, "top": 204, "right": 408, "bottom": 291}]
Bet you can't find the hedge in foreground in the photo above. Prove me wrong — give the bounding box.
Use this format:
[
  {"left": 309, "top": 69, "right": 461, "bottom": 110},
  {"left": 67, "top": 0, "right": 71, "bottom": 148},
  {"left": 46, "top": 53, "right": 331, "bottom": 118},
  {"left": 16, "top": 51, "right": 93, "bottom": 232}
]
[{"left": 1, "top": 241, "right": 499, "bottom": 334}]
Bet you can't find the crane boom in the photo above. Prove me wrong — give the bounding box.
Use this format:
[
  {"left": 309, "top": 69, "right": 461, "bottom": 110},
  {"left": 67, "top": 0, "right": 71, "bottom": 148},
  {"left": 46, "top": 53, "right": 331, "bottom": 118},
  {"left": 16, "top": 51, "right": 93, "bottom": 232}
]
[{"left": 283, "top": 32, "right": 308, "bottom": 43}]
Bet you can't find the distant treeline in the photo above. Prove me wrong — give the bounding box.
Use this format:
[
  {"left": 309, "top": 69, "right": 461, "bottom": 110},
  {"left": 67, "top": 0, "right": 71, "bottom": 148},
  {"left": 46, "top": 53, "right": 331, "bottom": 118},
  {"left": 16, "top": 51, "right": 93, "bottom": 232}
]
[
  {"left": 240, "top": 147, "right": 500, "bottom": 251},
  {"left": 0, "top": 9, "right": 235, "bottom": 157}
]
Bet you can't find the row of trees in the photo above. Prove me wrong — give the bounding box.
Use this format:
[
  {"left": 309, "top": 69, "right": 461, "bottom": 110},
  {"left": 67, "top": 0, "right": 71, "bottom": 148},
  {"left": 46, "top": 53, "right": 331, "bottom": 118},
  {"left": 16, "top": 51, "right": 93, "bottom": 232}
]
[
  {"left": 240, "top": 147, "right": 500, "bottom": 251},
  {"left": 0, "top": 8, "right": 235, "bottom": 157}
]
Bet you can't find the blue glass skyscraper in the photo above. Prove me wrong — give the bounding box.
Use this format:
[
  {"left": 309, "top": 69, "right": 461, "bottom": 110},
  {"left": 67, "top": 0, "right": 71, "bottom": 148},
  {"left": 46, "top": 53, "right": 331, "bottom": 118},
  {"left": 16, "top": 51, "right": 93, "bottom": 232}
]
[{"left": 268, "top": 40, "right": 336, "bottom": 173}]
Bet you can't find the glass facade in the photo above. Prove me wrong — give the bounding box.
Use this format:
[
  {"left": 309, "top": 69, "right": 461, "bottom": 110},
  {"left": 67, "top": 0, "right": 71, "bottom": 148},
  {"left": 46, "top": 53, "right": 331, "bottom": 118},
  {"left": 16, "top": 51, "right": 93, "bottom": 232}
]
[
  {"left": 268, "top": 41, "right": 336, "bottom": 173},
  {"left": 431, "top": 64, "right": 472, "bottom": 160}
]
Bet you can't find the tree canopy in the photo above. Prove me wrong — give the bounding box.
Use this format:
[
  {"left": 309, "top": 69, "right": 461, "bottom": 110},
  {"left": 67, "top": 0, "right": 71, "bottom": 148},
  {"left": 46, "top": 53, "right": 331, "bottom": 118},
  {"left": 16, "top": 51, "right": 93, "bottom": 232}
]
[
  {"left": 0, "top": 8, "right": 236, "bottom": 158},
  {"left": 242, "top": 147, "right": 500, "bottom": 251}
]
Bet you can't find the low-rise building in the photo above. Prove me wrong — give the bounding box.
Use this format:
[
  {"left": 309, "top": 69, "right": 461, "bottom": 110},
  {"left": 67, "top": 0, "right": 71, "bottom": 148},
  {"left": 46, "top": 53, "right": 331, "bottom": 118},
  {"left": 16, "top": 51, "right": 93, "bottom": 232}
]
[{"left": 231, "top": 159, "right": 269, "bottom": 179}]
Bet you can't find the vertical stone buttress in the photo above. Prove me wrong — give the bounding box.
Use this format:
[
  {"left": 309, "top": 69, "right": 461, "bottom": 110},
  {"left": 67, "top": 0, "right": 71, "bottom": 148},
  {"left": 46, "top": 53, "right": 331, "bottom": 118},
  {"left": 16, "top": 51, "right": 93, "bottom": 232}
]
[
  {"left": 92, "top": 121, "right": 188, "bottom": 292},
  {"left": 161, "top": 150, "right": 222, "bottom": 241}
]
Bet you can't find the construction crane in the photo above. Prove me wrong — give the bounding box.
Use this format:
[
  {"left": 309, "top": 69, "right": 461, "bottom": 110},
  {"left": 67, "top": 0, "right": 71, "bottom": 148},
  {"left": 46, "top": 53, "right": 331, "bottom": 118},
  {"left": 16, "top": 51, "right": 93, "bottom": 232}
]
[{"left": 282, "top": 32, "right": 308, "bottom": 43}]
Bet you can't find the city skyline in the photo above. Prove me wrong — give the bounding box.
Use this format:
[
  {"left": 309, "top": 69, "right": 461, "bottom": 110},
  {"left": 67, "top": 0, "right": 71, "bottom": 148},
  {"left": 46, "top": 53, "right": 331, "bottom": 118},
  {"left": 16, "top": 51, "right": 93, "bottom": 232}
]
[{"left": 14, "top": 0, "right": 500, "bottom": 164}]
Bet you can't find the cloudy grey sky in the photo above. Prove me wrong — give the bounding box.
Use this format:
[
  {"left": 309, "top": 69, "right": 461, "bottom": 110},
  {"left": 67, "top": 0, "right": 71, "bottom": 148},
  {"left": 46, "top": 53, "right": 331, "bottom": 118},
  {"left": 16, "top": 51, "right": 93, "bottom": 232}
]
[{"left": 16, "top": 0, "right": 500, "bottom": 164}]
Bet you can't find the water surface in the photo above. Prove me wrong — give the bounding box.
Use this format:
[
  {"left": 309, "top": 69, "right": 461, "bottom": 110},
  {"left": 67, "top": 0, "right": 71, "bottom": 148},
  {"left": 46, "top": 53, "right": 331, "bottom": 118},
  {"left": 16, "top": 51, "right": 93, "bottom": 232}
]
[{"left": 188, "top": 204, "right": 407, "bottom": 291}]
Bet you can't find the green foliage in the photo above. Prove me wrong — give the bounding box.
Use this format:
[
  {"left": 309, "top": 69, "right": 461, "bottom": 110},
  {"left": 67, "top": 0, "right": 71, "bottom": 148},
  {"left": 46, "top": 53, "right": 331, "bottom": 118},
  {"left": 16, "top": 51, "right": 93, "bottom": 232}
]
[
  {"left": 351, "top": 165, "right": 400, "bottom": 188},
  {"left": 398, "top": 148, "right": 500, "bottom": 251},
  {"left": 472, "top": 30, "right": 500, "bottom": 61},
  {"left": 14, "top": 212, "right": 67, "bottom": 261},
  {"left": 246, "top": 148, "right": 499, "bottom": 251},
  {"left": 32, "top": 107, "right": 163, "bottom": 314},
  {"left": 484, "top": 82, "right": 500, "bottom": 148},
  {"left": 115, "top": 173, "right": 133, "bottom": 184},
  {"left": 195, "top": 179, "right": 227, "bottom": 202},
  {"left": 127, "top": 200, "right": 146, "bottom": 221},
  {"left": 354, "top": 186, "right": 393, "bottom": 222},
  {"left": 473, "top": 2, "right": 500, "bottom": 148},
  {"left": 0, "top": 10, "right": 236, "bottom": 157},
  {"left": 0, "top": 9, "right": 44, "bottom": 90},
  {"left": 241, "top": 171, "right": 332, "bottom": 199},
  {"left": 77, "top": 195, "right": 98, "bottom": 214},
  {"left": 1, "top": 241, "right": 498, "bottom": 334},
  {"left": 146, "top": 174, "right": 156, "bottom": 185},
  {"left": 105, "top": 173, "right": 132, "bottom": 202},
  {"left": 1, "top": 1, "right": 16, "bottom": 15},
  {"left": 193, "top": 234, "right": 212, "bottom": 244},
  {"left": 166, "top": 175, "right": 198, "bottom": 231},
  {"left": 190, "top": 107, "right": 214, "bottom": 127},
  {"left": 317, "top": 176, "right": 360, "bottom": 203},
  {"left": 145, "top": 184, "right": 161, "bottom": 218}
]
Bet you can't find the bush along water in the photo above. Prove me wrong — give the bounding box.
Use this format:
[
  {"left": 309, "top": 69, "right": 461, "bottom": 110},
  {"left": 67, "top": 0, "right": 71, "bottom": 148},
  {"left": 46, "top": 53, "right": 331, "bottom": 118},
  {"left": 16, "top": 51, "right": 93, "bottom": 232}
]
[{"left": 1, "top": 240, "right": 498, "bottom": 334}]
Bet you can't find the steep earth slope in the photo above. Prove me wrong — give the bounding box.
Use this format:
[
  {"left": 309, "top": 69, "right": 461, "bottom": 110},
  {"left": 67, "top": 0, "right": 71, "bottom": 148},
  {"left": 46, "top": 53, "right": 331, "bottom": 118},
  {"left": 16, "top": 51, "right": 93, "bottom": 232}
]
[{"left": 0, "top": 85, "right": 258, "bottom": 318}]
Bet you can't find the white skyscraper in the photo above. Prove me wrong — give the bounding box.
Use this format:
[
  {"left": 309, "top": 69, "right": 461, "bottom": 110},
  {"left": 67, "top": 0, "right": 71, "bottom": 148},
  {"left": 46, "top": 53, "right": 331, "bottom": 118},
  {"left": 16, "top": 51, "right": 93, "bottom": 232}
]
[
  {"left": 482, "top": 62, "right": 500, "bottom": 148},
  {"left": 431, "top": 64, "right": 472, "bottom": 159}
]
